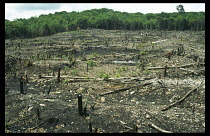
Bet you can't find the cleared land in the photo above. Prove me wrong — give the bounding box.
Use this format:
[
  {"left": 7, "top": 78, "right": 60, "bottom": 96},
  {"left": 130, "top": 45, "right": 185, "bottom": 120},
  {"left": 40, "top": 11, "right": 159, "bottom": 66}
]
[{"left": 5, "top": 29, "right": 205, "bottom": 133}]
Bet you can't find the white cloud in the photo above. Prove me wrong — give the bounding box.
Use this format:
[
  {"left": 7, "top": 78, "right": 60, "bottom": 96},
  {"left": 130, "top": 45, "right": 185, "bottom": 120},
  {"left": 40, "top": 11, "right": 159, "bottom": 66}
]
[
  {"left": 5, "top": 3, "right": 62, "bottom": 20},
  {"left": 6, "top": 3, "right": 61, "bottom": 11}
]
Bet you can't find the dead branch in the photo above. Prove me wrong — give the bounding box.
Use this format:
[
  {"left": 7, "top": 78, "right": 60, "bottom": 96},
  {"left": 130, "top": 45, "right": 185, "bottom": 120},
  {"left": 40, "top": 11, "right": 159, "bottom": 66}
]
[
  {"left": 31, "top": 68, "right": 38, "bottom": 75},
  {"left": 147, "top": 63, "right": 202, "bottom": 70},
  {"left": 121, "top": 124, "right": 133, "bottom": 130},
  {"left": 148, "top": 122, "right": 173, "bottom": 133},
  {"left": 87, "top": 89, "right": 95, "bottom": 99},
  {"left": 99, "top": 82, "right": 152, "bottom": 96},
  {"left": 161, "top": 81, "right": 204, "bottom": 111}
]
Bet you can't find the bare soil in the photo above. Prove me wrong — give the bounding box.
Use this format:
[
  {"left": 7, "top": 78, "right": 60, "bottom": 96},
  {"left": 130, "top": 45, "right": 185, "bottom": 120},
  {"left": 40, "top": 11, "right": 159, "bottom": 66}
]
[{"left": 5, "top": 29, "right": 205, "bottom": 133}]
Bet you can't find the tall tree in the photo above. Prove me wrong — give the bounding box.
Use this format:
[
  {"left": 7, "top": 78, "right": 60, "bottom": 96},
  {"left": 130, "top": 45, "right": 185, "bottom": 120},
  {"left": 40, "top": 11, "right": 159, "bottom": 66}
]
[
  {"left": 176, "top": 5, "right": 185, "bottom": 13},
  {"left": 5, "top": 8, "right": 205, "bottom": 39}
]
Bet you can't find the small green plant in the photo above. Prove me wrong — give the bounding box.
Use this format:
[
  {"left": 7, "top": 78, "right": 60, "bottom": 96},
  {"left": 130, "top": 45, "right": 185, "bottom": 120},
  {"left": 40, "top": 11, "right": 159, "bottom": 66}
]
[
  {"left": 201, "top": 39, "right": 205, "bottom": 45},
  {"left": 64, "top": 66, "right": 70, "bottom": 71},
  {"left": 11, "top": 66, "right": 19, "bottom": 73},
  {"left": 102, "top": 74, "right": 110, "bottom": 80},
  {"left": 144, "top": 70, "right": 150, "bottom": 75},
  {"left": 131, "top": 71, "right": 138, "bottom": 76},
  {"left": 98, "top": 71, "right": 110, "bottom": 79},
  {"left": 114, "top": 73, "right": 121, "bottom": 78},
  {"left": 158, "top": 47, "right": 163, "bottom": 50},
  {"left": 91, "top": 52, "right": 99, "bottom": 58},
  {"left": 63, "top": 79, "right": 69, "bottom": 84},
  {"left": 138, "top": 44, "right": 144, "bottom": 49},
  {"left": 118, "top": 66, "right": 128, "bottom": 72},
  {"left": 87, "top": 60, "right": 97, "bottom": 67},
  {"left": 67, "top": 53, "right": 74, "bottom": 62},
  {"left": 138, "top": 61, "right": 146, "bottom": 71},
  {"left": 36, "top": 53, "right": 41, "bottom": 61},
  {"left": 62, "top": 55, "right": 66, "bottom": 59},
  {"left": 140, "top": 51, "right": 147, "bottom": 55},
  {"left": 98, "top": 71, "right": 105, "bottom": 78},
  {"left": 113, "top": 67, "right": 127, "bottom": 77},
  {"left": 113, "top": 112, "right": 120, "bottom": 117},
  {"left": 71, "top": 68, "right": 79, "bottom": 76}
]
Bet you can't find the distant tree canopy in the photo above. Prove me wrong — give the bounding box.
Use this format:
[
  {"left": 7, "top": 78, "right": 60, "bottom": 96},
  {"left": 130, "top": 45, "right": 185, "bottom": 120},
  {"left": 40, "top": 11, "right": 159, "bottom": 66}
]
[{"left": 5, "top": 8, "right": 205, "bottom": 39}]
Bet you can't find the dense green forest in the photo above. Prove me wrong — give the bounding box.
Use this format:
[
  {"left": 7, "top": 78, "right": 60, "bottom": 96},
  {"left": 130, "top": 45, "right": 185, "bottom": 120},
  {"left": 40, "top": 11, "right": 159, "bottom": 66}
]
[{"left": 5, "top": 8, "right": 205, "bottom": 39}]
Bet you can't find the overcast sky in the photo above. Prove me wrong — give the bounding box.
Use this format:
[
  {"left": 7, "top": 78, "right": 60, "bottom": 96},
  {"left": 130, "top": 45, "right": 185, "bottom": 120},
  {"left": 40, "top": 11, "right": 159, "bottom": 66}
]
[{"left": 5, "top": 3, "right": 205, "bottom": 21}]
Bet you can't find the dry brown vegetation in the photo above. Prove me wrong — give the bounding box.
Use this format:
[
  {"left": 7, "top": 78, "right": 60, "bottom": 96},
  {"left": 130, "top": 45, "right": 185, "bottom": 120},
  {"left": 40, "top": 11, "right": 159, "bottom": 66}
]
[{"left": 5, "top": 29, "right": 205, "bottom": 133}]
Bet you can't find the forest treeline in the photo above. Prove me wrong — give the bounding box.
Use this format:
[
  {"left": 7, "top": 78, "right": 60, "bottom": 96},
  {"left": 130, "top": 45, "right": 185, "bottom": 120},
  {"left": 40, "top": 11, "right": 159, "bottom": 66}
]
[{"left": 5, "top": 8, "right": 205, "bottom": 39}]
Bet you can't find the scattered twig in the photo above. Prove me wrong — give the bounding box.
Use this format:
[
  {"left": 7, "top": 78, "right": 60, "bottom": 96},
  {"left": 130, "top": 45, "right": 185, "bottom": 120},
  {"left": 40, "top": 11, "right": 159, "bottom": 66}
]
[
  {"left": 148, "top": 122, "right": 173, "bottom": 133},
  {"left": 30, "top": 121, "right": 45, "bottom": 130},
  {"left": 86, "top": 89, "right": 95, "bottom": 99},
  {"left": 161, "top": 81, "right": 204, "bottom": 111},
  {"left": 121, "top": 124, "right": 133, "bottom": 130}
]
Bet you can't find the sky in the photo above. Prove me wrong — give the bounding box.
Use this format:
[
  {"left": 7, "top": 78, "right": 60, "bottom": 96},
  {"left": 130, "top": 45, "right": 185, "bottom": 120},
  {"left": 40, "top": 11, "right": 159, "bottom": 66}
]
[{"left": 5, "top": 3, "right": 205, "bottom": 21}]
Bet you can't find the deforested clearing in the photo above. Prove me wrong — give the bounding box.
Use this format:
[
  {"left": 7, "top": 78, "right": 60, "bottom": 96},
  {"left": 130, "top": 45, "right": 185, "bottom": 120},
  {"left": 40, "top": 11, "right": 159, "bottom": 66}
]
[{"left": 5, "top": 29, "right": 205, "bottom": 133}]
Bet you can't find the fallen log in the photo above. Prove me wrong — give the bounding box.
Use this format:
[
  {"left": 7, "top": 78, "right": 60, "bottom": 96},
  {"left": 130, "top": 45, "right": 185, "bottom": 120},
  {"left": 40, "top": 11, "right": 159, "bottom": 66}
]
[
  {"left": 99, "top": 82, "right": 152, "bottom": 96},
  {"left": 147, "top": 63, "right": 204, "bottom": 70},
  {"left": 41, "top": 76, "right": 96, "bottom": 79},
  {"left": 161, "top": 81, "right": 204, "bottom": 111},
  {"left": 40, "top": 76, "right": 153, "bottom": 81}
]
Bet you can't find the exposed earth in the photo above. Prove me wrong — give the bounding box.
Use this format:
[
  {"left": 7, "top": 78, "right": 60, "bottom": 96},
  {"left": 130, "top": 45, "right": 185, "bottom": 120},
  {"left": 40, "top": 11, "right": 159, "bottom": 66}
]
[{"left": 5, "top": 29, "right": 205, "bottom": 133}]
